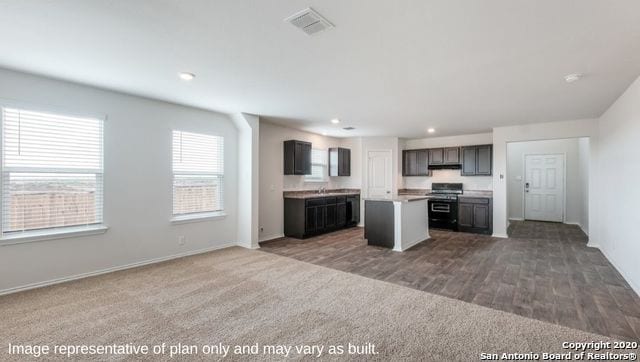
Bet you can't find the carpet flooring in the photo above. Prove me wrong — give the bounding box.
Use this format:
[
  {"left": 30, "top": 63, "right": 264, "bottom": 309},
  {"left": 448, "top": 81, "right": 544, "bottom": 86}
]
[{"left": 0, "top": 247, "right": 635, "bottom": 361}]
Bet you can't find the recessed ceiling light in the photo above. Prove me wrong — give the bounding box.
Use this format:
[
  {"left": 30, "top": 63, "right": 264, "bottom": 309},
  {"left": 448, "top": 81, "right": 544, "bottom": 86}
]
[
  {"left": 564, "top": 73, "right": 582, "bottom": 83},
  {"left": 428, "top": 128, "right": 435, "bottom": 133},
  {"left": 330, "top": 119, "right": 340, "bottom": 124},
  {"left": 321, "top": 131, "right": 328, "bottom": 136},
  {"left": 179, "top": 72, "right": 196, "bottom": 81}
]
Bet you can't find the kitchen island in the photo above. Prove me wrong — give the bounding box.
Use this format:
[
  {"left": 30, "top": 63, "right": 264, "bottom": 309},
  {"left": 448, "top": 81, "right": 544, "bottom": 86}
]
[{"left": 364, "top": 196, "right": 429, "bottom": 251}]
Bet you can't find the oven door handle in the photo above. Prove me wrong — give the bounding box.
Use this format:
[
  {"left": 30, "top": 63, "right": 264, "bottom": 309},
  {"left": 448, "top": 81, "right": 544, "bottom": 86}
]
[{"left": 430, "top": 203, "right": 451, "bottom": 213}]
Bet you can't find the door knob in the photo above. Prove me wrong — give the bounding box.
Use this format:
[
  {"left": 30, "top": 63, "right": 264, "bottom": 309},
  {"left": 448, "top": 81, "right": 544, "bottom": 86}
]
[{"left": 386, "top": 191, "right": 391, "bottom": 194}]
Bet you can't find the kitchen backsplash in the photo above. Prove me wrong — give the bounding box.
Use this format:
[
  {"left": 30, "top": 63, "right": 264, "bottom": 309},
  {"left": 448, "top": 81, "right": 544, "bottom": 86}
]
[{"left": 402, "top": 169, "right": 493, "bottom": 191}]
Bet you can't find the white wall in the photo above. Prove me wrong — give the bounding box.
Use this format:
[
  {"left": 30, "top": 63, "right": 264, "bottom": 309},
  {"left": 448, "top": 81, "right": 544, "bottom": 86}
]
[
  {"left": 507, "top": 138, "right": 589, "bottom": 232},
  {"left": 0, "top": 68, "right": 239, "bottom": 293},
  {"left": 258, "top": 122, "right": 357, "bottom": 241},
  {"left": 578, "top": 138, "right": 589, "bottom": 234},
  {"left": 596, "top": 74, "right": 640, "bottom": 294},
  {"left": 402, "top": 133, "right": 494, "bottom": 191},
  {"left": 233, "top": 113, "right": 260, "bottom": 249},
  {"left": 492, "top": 118, "right": 599, "bottom": 238}
]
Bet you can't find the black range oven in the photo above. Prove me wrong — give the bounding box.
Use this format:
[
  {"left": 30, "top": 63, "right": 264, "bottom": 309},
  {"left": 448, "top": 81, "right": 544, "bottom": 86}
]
[{"left": 427, "top": 183, "right": 463, "bottom": 231}]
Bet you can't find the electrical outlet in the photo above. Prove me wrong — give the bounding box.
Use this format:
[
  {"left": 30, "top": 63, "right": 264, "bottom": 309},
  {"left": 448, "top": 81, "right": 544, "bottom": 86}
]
[{"left": 178, "top": 236, "right": 186, "bottom": 245}]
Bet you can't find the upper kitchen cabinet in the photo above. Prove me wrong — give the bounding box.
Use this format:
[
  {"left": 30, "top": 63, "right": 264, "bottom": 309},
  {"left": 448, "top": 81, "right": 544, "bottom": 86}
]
[
  {"left": 403, "top": 149, "right": 430, "bottom": 176},
  {"left": 428, "top": 148, "right": 443, "bottom": 165},
  {"left": 461, "top": 145, "right": 492, "bottom": 176},
  {"left": 329, "top": 147, "right": 351, "bottom": 176},
  {"left": 283, "top": 140, "right": 311, "bottom": 175},
  {"left": 444, "top": 147, "right": 460, "bottom": 164},
  {"left": 429, "top": 147, "right": 460, "bottom": 165}
]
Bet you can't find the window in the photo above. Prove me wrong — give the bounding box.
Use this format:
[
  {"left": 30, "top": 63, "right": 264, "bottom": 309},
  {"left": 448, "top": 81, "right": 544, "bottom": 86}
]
[
  {"left": 172, "top": 130, "right": 224, "bottom": 218},
  {"left": 1, "top": 107, "right": 104, "bottom": 238},
  {"left": 305, "top": 148, "right": 327, "bottom": 182}
]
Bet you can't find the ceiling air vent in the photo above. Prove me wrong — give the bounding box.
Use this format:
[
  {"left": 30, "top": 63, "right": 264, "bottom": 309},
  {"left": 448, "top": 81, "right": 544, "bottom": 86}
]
[
  {"left": 284, "top": 8, "right": 334, "bottom": 36},
  {"left": 343, "top": 127, "right": 355, "bottom": 130}
]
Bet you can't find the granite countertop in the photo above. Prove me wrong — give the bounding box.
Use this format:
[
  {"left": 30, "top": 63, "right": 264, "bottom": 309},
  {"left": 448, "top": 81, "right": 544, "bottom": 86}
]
[
  {"left": 365, "top": 195, "right": 429, "bottom": 203},
  {"left": 283, "top": 189, "right": 360, "bottom": 199},
  {"left": 398, "top": 188, "right": 493, "bottom": 198}
]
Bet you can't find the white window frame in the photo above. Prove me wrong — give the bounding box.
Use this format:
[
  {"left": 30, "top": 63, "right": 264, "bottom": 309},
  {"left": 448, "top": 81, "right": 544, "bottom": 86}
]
[
  {"left": 0, "top": 103, "right": 107, "bottom": 245},
  {"left": 305, "top": 148, "right": 328, "bottom": 183},
  {"left": 171, "top": 130, "right": 225, "bottom": 223}
]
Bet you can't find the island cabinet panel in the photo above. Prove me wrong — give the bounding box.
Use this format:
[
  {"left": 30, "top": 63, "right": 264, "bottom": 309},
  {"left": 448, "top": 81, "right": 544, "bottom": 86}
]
[
  {"left": 458, "top": 197, "right": 492, "bottom": 235},
  {"left": 284, "top": 140, "right": 312, "bottom": 175},
  {"left": 284, "top": 195, "right": 358, "bottom": 238},
  {"left": 364, "top": 200, "right": 395, "bottom": 248}
]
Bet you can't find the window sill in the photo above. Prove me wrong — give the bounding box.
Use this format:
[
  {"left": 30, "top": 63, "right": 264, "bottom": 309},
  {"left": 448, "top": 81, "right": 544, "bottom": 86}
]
[
  {"left": 171, "top": 211, "right": 227, "bottom": 224},
  {"left": 0, "top": 225, "right": 109, "bottom": 246},
  {"left": 304, "top": 179, "right": 328, "bottom": 183}
]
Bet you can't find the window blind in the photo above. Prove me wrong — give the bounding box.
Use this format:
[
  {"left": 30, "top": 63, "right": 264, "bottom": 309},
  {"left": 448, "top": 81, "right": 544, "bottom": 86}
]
[
  {"left": 172, "top": 130, "right": 224, "bottom": 216},
  {"left": 305, "top": 148, "right": 327, "bottom": 182},
  {"left": 1, "top": 108, "right": 104, "bottom": 235}
]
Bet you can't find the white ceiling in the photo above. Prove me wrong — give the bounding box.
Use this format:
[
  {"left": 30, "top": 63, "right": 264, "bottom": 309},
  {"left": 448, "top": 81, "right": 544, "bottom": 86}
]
[{"left": 1, "top": 1, "right": 639, "bottom": 138}]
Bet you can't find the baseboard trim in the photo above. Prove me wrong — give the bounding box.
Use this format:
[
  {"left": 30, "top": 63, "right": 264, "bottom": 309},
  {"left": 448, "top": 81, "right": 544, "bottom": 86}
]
[
  {"left": 598, "top": 244, "right": 640, "bottom": 297},
  {"left": 508, "top": 217, "right": 525, "bottom": 221},
  {"left": 259, "top": 233, "right": 284, "bottom": 243},
  {"left": 492, "top": 233, "right": 508, "bottom": 238},
  {"left": 564, "top": 221, "right": 589, "bottom": 236},
  {"left": 0, "top": 242, "right": 236, "bottom": 296}
]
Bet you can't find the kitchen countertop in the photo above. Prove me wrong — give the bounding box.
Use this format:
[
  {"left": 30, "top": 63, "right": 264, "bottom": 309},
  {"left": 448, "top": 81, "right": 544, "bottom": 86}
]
[
  {"left": 365, "top": 195, "right": 429, "bottom": 203},
  {"left": 283, "top": 189, "right": 360, "bottom": 199},
  {"left": 398, "top": 188, "right": 493, "bottom": 199},
  {"left": 459, "top": 191, "right": 493, "bottom": 198}
]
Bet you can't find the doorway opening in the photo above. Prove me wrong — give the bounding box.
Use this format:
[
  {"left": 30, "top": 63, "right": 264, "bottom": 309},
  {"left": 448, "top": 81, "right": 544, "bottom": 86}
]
[{"left": 506, "top": 137, "right": 589, "bottom": 236}]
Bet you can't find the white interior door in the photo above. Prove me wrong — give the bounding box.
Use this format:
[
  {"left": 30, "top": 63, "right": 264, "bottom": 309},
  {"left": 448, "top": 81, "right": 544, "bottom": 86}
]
[
  {"left": 524, "top": 154, "right": 564, "bottom": 222},
  {"left": 367, "top": 150, "right": 392, "bottom": 199}
]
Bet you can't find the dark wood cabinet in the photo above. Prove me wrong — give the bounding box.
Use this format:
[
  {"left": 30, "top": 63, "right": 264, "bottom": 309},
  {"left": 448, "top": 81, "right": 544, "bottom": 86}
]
[
  {"left": 329, "top": 148, "right": 351, "bottom": 176},
  {"left": 305, "top": 206, "right": 318, "bottom": 232},
  {"left": 284, "top": 195, "right": 359, "bottom": 238},
  {"left": 284, "top": 140, "right": 312, "bottom": 175},
  {"left": 403, "top": 145, "right": 489, "bottom": 176},
  {"left": 428, "top": 148, "right": 444, "bottom": 165},
  {"left": 444, "top": 147, "right": 460, "bottom": 164},
  {"left": 461, "top": 147, "right": 477, "bottom": 175},
  {"left": 461, "top": 145, "right": 492, "bottom": 176},
  {"left": 402, "top": 149, "right": 431, "bottom": 176},
  {"left": 458, "top": 197, "right": 492, "bottom": 234},
  {"left": 325, "top": 203, "right": 337, "bottom": 228},
  {"left": 336, "top": 202, "right": 346, "bottom": 227},
  {"left": 476, "top": 145, "right": 492, "bottom": 175}
]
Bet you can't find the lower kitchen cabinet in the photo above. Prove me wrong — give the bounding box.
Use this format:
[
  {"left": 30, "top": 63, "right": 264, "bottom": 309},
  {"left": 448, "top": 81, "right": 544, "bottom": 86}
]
[
  {"left": 285, "top": 195, "right": 360, "bottom": 238},
  {"left": 458, "top": 197, "right": 492, "bottom": 235}
]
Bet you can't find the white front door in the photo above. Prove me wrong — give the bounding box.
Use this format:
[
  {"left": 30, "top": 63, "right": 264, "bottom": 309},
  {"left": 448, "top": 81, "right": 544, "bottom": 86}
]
[
  {"left": 367, "top": 150, "right": 392, "bottom": 199},
  {"left": 524, "top": 154, "right": 564, "bottom": 222}
]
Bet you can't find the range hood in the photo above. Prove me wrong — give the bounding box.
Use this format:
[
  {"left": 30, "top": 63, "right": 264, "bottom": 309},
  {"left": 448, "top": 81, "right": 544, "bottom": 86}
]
[{"left": 428, "top": 164, "right": 462, "bottom": 170}]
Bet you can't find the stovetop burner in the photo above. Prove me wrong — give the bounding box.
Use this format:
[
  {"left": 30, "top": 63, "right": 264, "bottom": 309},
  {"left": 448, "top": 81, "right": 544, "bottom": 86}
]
[{"left": 426, "top": 183, "right": 464, "bottom": 201}]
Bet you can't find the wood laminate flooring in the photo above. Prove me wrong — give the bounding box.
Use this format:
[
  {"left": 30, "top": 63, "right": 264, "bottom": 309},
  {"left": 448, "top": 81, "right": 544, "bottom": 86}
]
[{"left": 260, "top": 221, "right": 640, "bottom": 341}]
